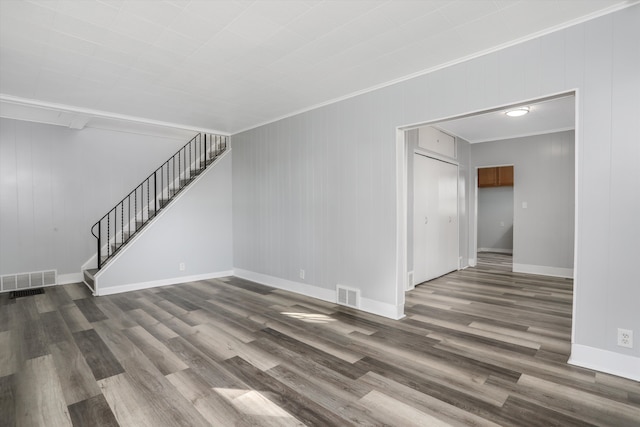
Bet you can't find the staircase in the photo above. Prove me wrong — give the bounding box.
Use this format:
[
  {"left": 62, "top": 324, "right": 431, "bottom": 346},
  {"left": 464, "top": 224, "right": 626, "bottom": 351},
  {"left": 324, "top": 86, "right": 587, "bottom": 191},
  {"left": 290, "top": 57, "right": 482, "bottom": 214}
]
[{"left": 84, "top": 133, "right": 228, "bottom": 291}]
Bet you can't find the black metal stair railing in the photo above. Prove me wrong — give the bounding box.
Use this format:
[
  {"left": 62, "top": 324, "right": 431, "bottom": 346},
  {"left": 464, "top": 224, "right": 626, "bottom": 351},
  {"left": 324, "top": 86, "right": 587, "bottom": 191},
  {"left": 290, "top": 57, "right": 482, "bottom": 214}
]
[{"left": 91, "top": 133, "right": 228, "bottom": 269}]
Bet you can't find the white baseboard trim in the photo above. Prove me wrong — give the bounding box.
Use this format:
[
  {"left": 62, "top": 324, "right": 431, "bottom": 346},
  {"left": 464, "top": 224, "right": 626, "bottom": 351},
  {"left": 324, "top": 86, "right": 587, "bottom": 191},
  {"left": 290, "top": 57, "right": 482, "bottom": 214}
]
[
  {"left": 512, "top": 263, "right": 573, "bottom": 278},
  {"left": 407, "top": 271, "right": 415, "bottom": 291},
  {"left": 96, "top": 270, "right": 234, "bottom": 296},
  {"left": 468, "top": 258, "right": 477, "bottom": 267},
  {"left": 233, "top": 268, "right": 335, "bottom": 303},
  {"left": 233, "top": 268, "right": 405, "bottom": 320},
  {"left": 478, "top": 248, "right": 513, "bottom": 254},
  {"left": 58, "top": 272, "right": 84, "bottom": 285},
  {"left": 360, "top": 296, "right": 405, "bottom": 320},
  {"left": 569, "top": 344, "right": 640, "bottom": 381}
]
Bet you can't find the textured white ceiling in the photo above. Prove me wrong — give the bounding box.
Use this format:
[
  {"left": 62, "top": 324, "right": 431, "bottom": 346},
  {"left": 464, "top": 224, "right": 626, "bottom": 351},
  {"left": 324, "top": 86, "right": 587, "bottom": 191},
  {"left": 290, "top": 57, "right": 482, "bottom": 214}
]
[{"left": 0, "top": 0, "right": 633, "bottom": 134}]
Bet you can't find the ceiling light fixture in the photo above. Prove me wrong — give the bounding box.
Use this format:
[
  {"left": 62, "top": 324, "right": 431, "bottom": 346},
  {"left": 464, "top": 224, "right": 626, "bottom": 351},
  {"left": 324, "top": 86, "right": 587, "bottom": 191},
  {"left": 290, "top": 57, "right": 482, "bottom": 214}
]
[{"left": 505, "top": 107, "right": 530, "bottom": 117}]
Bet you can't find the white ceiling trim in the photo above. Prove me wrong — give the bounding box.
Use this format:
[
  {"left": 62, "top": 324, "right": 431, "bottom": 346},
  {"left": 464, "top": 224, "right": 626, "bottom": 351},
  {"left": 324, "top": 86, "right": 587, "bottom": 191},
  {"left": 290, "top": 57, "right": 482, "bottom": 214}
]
[
  {"left": 0, "top": 94, "right": 230, "bottom": 136},
  {"left": 464, "top": 126, "right": 576, "bottom": 144},
  {"left": 232, "top": 1, "right": 635, "bottom": 135}
]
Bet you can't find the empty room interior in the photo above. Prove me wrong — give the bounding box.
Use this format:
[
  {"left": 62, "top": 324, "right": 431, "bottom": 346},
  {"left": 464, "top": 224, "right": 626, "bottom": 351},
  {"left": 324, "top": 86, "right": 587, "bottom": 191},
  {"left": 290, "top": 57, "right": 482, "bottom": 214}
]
[{"left": 0, "top": 1, "right": 638, "bottom": 426}]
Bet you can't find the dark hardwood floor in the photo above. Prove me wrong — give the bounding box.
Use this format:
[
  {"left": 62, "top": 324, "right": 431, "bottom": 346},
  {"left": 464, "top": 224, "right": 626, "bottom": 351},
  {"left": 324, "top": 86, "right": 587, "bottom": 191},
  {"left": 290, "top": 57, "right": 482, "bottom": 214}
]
[{"left": 1, "top": 257, "right": 638, "bottom": 426}]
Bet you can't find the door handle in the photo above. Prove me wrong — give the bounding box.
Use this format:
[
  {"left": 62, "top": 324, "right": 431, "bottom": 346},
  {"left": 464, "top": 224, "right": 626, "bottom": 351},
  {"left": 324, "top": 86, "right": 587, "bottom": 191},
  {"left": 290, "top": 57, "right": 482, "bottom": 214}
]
[{"left": 425, "top": 216, "right": 428, "bottom": 224}]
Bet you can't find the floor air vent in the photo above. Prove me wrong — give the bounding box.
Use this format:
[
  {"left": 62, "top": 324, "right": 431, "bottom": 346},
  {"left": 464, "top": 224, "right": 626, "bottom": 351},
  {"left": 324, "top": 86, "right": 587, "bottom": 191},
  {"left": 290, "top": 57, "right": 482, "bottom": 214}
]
[
  {"left": 1, "top": 270, "right": 56, "bottom": 294},
  {"left": 336, "top": 285, "right": 360, "bottom": 309},
  {"left": 10, "top": 288, "right": 45, "bottom": 299}
]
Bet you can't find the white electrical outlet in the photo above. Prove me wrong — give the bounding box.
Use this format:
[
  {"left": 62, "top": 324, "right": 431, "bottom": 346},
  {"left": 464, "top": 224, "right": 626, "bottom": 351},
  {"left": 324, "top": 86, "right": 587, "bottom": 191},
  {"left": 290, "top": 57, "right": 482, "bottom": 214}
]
[
  {"left": 179, "top": 262, "right": 186, "bottom": 271},
  {"left": 299, "top": 269, "right": 305, "bottom": 280},
  {"left": 617, "top": 328, "right": 633, "bottom": 348}
]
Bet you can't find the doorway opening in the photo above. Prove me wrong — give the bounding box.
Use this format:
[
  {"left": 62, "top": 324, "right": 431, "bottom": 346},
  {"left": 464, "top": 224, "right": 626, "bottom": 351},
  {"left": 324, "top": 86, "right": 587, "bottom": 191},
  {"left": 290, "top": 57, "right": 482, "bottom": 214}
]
[
  {"left": 395, "top": 91, "right": 577, "bottom": 334},
  {"left": 476, "top": 165, "right": 514, "bottom": 272}
]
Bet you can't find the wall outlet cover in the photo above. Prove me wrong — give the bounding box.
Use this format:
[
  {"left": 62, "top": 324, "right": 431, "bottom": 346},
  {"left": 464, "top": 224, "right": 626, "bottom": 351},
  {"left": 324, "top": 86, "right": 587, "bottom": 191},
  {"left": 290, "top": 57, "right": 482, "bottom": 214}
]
[{"left": 617, "top": 328, "right": 633, "bottom": 348}]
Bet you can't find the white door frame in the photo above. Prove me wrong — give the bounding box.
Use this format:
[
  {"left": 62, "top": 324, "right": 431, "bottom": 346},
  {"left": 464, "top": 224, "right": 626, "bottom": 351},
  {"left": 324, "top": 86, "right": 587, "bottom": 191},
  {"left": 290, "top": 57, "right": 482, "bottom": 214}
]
[
  {"left": 474, "top": 163, "right": 515, "bottom": 262},
  {"left": 394, "top": 90, "right": 578, "bottom": 342}
]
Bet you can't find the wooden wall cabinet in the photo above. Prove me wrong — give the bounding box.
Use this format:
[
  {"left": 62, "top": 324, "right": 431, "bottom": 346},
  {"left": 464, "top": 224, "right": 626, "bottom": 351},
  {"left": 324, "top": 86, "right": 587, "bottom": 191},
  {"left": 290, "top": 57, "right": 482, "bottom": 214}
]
[{"left": 478, "top": 166, "right": 514, "bottom": 187}]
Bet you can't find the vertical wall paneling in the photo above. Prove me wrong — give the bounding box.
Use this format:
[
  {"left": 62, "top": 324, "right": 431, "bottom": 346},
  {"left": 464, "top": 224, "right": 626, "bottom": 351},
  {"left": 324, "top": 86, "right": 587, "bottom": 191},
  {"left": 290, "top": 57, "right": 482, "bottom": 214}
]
[
  {"left": 521, "top": 38, "right": 543, "bottom": 97},
  {"left": 477, "top": 186, "right": 514, "bottom": 253},
  {"left": 465, "top": 54, "right": 491, "bottom": 114},
  {"left": 575, "top": 14, "right": 613, "bottom": 347},
  {"left": 232, "top": 5, "right": 640, "bottom": 371},
  {"left": 15, "top": 124, "right": 36, "bottom": 270},
  {"left": 497, "top": 44, "right": 529, "bottom": 103},
  {"left": 0, "top": 121, "right": 18, "bottom": 270},
  {"left": 0, "top": 119, "right": 192, "bottom": 278},
  {"left": 539, "top": 30, "right": 566, "bottom": 94},
  {"left": 608, "top": 8, "right": 640, "bottom": 338},
  {"left": 470, "top": 131, "right": 575, "bottom": 273}
]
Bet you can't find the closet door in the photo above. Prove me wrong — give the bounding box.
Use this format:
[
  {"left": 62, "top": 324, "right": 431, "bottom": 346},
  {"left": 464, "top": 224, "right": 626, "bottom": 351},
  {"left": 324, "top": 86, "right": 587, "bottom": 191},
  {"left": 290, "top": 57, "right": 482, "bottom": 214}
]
[
  {"left": 438, "top": 159, "right": 459, "bottom": 275},
  {"left": 413, "top": 155, "right": 459, "bottom": 285}
]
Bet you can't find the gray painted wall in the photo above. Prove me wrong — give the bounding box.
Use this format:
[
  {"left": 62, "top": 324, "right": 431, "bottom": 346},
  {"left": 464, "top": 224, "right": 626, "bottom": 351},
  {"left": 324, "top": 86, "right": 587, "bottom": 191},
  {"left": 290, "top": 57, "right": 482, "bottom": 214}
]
[
  {"left": 233, "top": 100, "right": 399, "bottom": 304},
  {"left": 232, "top": 5, "right": 640, "bottom": 359},
  {"left": 97, "top": 152, "right": 233, "bottom": 290},
  {"left": 471, "top": 131, "right": 575, "bottom": 270},
  {"left": 0, "top": 118, "right": 187, "bottom": 278},
  {"left": 477, "top": 186, "right": 514, "bottom": 253}
]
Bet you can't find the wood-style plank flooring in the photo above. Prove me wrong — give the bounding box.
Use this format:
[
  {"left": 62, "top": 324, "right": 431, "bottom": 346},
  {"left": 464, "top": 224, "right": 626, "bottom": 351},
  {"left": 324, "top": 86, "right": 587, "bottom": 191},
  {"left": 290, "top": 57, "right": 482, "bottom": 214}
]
[{"left": 1, "top": 255, "right": 639, "bottom": 426}]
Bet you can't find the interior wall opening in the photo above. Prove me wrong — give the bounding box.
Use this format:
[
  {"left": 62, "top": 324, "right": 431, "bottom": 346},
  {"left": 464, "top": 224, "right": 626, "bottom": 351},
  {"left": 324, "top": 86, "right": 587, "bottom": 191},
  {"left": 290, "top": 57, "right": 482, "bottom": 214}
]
[
  {"left": 476, "top": 164, "right": 515, "bottom": 272},
  {"left": 396, "top": 91, "right": 577, "bottom": 331}
]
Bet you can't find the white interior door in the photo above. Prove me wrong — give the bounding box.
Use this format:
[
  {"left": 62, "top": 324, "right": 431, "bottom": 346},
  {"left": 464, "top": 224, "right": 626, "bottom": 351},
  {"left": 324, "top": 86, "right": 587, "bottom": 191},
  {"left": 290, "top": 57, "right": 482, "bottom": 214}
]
[{"left": 413, "top": 155, "right": 459, "bottom": 285}]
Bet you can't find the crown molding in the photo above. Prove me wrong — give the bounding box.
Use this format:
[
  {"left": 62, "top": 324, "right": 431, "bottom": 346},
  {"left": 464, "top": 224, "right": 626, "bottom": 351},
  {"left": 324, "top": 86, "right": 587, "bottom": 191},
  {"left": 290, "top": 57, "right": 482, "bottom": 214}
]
[
  {"left": 0, "top": 94, "right": 229, "bottom": 137},
  {"left": 232, "top": 1, "right": 637, "bottom": 135}
]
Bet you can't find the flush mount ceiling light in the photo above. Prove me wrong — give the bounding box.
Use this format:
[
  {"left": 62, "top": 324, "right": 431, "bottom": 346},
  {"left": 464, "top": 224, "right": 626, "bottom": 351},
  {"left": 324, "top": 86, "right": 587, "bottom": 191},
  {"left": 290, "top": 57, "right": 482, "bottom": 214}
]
[{"left": 505, "top": 107, "right": 530, "bottom": 117}]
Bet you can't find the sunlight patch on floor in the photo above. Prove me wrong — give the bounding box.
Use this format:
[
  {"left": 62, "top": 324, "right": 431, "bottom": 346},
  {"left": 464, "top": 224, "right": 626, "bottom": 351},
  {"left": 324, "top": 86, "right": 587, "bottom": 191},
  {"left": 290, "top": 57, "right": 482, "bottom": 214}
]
[
  {"left": 215, "top": 388, "right": 295, "bottom": 420},
  {"left": 281, "top": 312, "right": 336, "bottom": 324}
]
